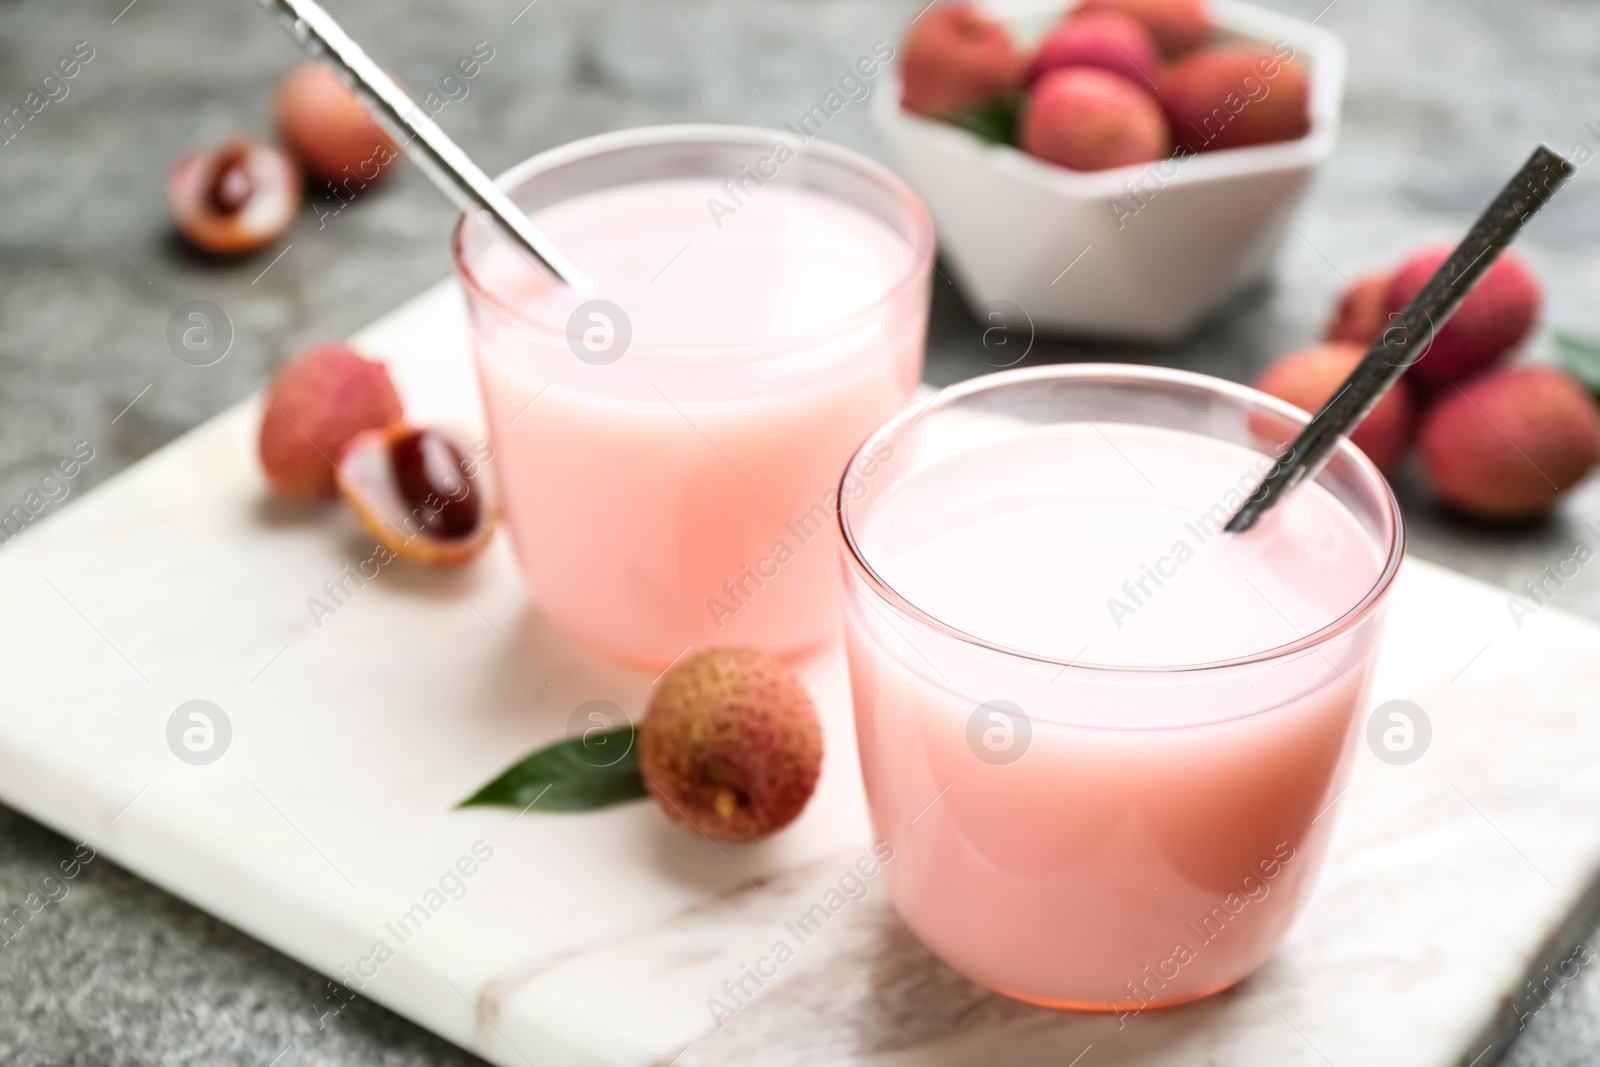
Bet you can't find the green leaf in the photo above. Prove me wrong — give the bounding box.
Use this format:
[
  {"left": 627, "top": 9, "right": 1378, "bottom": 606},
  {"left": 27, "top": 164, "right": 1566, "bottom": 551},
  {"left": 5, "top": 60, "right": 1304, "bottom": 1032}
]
[
  {"left": 1553, "top": 330, "right": 1600, "bottom": 394},
  {"left": 457, "top": 726, "right": 649, "bottom": 813},
  {"left": 950, "top": 97, "right": 1020, "bottom": 147}
]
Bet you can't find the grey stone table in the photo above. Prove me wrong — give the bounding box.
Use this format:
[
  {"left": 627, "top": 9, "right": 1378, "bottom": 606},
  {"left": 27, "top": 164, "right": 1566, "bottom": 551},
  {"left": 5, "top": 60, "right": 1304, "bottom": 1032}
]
[{"left": 3, "top": 0, "right": 1600, "bottom": 1062}]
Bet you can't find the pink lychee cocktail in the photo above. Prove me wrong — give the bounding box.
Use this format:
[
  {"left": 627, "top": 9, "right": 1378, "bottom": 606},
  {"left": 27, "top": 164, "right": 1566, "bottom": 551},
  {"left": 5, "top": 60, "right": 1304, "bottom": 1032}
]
[
  {"left": 454, "top": 126, "right": 932, "bottom": 669},
  {"left": 839, "top": 365, "right": 1403, "bottom": 1010}
]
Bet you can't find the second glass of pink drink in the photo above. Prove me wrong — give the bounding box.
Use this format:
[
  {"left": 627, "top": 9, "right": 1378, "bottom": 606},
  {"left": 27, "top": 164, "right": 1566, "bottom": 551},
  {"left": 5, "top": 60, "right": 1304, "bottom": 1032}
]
[
  {"left": 840, "top": 366, "right": 1404, "bottom": 1010},
  {"left": 454, "top": 126, "right": 933, "bottom": 669}
]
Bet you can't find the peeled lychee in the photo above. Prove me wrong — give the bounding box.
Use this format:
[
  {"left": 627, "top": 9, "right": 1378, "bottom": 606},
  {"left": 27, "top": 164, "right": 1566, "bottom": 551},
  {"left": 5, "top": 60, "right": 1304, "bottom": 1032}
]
[
  {"left": 1384, "top": 246, "right": 1541, "bottom": 390},
  {"left": 1325, "top": 272, "right": 1392, "bottom": 346},
  {"left": 168, "top": 139, "right": 302, "bottom": 255},
  {"left": 1026, "top": 10, "right": 1160, "bottom": 90},
  {"left": 1419, "top": 365, "right": 1600, "bottom": 519},
  {"left": 638, "top": 648, "right": 823, "bottom": 843},
  {"left": 258, "top": 344, "right": 404, "bottom": 500},
  {"left": 1079, "top": 0, "right": 1211, "bottom": 57},
  {"left": 900, "top": 3, "right": 1022, "bottom": 118},
  {"left": 276, "top": 62, "right": 400, "bottom": 188},
  {"left": 1020, "top": 68, "right": 1169, "bottom": 172},
  {"left": 1159, "top": 46, "right": 1310, "bottom": 153},
  {"left": 1255, "top": 343, "right": 1415, "bottom": 474}
]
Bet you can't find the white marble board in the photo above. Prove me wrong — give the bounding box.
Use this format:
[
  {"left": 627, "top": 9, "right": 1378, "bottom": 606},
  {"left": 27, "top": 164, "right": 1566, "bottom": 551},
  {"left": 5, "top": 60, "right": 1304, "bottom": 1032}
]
[{"left": 0, "top": 279, "right": 1597, "bottom": 1066}]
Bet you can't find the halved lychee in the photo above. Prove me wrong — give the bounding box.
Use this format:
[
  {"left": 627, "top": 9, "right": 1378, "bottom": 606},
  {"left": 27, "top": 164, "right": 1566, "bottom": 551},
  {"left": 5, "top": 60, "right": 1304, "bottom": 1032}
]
[
  {"left": 337, "top": 424, "right": 496, "bottom": 566},
  {"left": 169, "top": 138, "right": 301, "bottom": 255}
]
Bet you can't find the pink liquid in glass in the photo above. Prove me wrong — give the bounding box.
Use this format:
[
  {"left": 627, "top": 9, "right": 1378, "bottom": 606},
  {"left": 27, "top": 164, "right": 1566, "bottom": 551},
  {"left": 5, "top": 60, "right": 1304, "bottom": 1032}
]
[
  {"left": 844, "top": 403, "right": 1397, "bottom": 1010},
  {"left": 462, "top": 168, "right": 928, "bottom": 668}
]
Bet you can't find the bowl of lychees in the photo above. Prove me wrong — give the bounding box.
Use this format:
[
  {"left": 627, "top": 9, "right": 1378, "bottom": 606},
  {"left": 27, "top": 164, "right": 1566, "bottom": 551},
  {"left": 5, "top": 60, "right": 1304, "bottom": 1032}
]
[{"left": 873, "top": 0, "right": 1345, "bottom": 340}]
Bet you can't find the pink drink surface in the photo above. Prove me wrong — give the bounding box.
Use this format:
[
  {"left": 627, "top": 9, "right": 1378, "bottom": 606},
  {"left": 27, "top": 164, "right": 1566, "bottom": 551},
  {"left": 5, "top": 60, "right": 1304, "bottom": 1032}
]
[
  {"left": 470, "top": 179, "right": 924, "bottom": 668},
  {"left": 860, "top": 422, "right": 1381, "bottom": 668},
  {"left": 845, "top": 421, "right": 1388, "bottom": 1008}
]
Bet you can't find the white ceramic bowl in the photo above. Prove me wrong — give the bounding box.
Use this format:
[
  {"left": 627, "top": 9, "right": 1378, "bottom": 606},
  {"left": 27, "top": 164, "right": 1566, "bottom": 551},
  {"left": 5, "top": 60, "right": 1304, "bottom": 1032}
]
[{"left": 872, "top": 0, "right": 1346, "bottom": 341}]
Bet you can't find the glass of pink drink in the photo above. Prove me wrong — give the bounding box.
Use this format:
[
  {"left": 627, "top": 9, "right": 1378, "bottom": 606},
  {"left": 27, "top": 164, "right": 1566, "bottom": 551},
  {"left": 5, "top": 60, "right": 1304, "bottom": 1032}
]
[
  {"left": 453, "top": 126, "right": 932, "bottom": 669},
  {"left": 839, "top": 365, "right": 1403, "bottom": 1011}
]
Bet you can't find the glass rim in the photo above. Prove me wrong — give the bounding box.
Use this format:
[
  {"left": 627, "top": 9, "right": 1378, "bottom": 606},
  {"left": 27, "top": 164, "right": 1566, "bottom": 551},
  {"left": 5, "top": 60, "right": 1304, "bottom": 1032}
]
[
  {"left": 449, "top": 123, "right": 936, "bottom": 357},
  {"left": 837, "top": 363, "right": 1406, "bottom": 677}
]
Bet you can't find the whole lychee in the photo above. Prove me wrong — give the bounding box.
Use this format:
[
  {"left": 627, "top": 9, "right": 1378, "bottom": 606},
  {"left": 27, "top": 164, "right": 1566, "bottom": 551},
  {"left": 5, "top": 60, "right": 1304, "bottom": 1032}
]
[
  {"left": 638, "top": 648, "right": 823, "bottom": 843},
  {"left": 1079, "top": 0, "right": 1211, "bottom": 57},
  {"left": 1025, "top": 10, "right": 1160, "bottom": 90},
  {"left": 900, "top": 3, "right": 1022, "bottom": 118},
  {"left": 1159, "top": 46, "right": 1310, "bottom": 153},
  {"left": 276, "top": 62, "right": 400, "bottom": 188},
  {"left": 1384, "top": 246, "right": 1541, "bottom": 390},
  {"left": 1420, "top": 365, "right": 1600, "bottom": 519},
  {"left": 1255, "top": 343, "right": 1415, "bottom": 474},
  {"left": 1020, "top": 68, "right": 1169, "bottom": 172},
  {"left": 258, "top": 344, "right": 405, "bottom": 500},
  {"left": 1325, "top": 272, "right": 1392, "bottom": 346}
]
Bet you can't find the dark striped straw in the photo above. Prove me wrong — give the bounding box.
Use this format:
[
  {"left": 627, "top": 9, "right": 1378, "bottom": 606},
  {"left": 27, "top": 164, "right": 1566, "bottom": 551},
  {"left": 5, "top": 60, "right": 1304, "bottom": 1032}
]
[{"left": 1226, "top": 145, "right": 1575, "bottom": 534}]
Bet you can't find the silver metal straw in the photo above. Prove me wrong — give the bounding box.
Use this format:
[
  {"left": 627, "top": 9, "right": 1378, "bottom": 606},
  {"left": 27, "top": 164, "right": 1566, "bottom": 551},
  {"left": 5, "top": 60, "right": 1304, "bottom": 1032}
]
[
  {"left": 1225, "top": 145, "right": 1574, "bottom": 534},
  {"left": 252, "top": 0, "right": 590, "bottom": 289}
]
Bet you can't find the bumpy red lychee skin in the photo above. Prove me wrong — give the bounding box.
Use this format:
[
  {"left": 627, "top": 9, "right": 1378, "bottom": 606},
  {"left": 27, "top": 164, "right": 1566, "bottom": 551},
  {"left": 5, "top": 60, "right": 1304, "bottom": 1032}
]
[
  {"left": 276, "top": 62, "right": 400, "bottom": 187},
  {"left": 1080, "top": 0, "right": 1211, "bottom": 57},
  {"left": 1325, "top": 272, "right": 1393, "bottom": 346},
  {"left": 259, "top": 344, "right": 405, "bottom": 500},
  {"left": 1420, "top": 365, "right": 1600, "bottom": 519},
  {"left": 1025, "top": 10, "right": 1160, "bottom": 90},
  {"left": 1256, "top": 343, "right": 1415, "bottom": 474},
  {"left": 1159, "top": 46, "right": 1311, "bottom": 153},
  {"left": 1021, "top": 68, "right": 1170, "bottom": 172},
  {"left": 1384, "top": 246, "right": 1541, "bottom": 390},
  {"left": 900, "top": 3, "right": 1023, "bottom": 118},
  {"left": 639, "top": 648, "right": 823, "bottom": 844}
]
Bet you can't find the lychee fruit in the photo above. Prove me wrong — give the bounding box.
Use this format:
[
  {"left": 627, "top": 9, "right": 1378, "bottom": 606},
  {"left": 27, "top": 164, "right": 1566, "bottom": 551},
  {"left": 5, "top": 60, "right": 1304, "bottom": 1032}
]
[
  {"left": 258, "top": 344, "right": 405, "bottom": 500},
  {"left": 1159, "top": 46, "right": 1311, "bottom": 153},
  {"left": 1255, "top": 342, "right": 1415, "bottom": 474},
  {"left": 275, "top": 62, "right": 401, "bottom": 188},
  {"left": 1419, "top": 365, "right": 1600, "bottom": 519},
  {"left": 1025, "top": 10, "right": 1160, "bottom": 90},
  {"left": 168, "top": 139, "right": 301, "bottom": 255},
  {"left": 900, "top": 3, "right": 1023, "bottom": 118},
  {"left": 1384, "top": 246, "right": 1541, "bottom": 390},
  {"left": 1325, "top": 272, "right": 1393, "bottom": 346},
  {"left": 1079, "top": 0, "right": 1211, "bottom": 57},
  {"left": 338, "top": 424, "right": 496, "bottom": 565},
  {"left": 638, "top": 648, "right": 823, "bottom": 843},
  {"left": 1020, "top": 68, "right": 1170, "bottom": 172}
]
